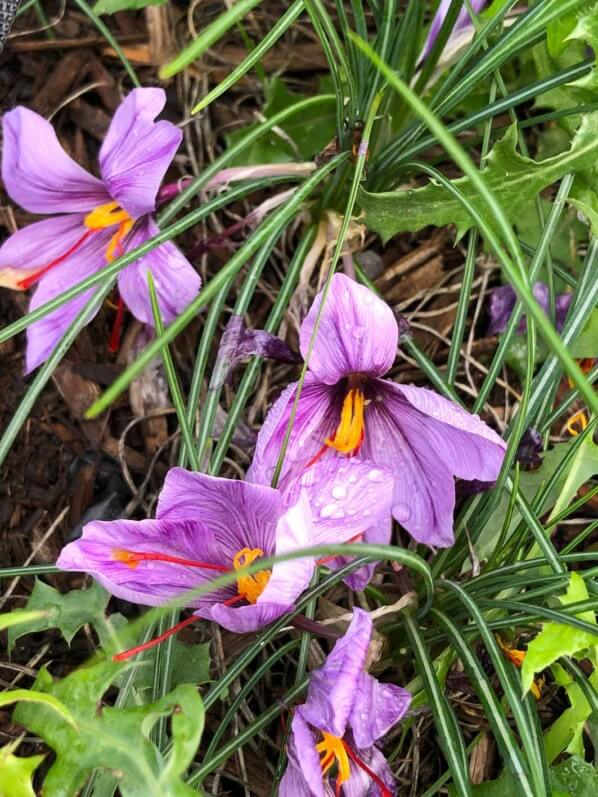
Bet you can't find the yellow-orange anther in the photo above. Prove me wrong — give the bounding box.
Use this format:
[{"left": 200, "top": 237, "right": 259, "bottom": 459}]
[
  {"left": 316, "top": 732, "right": 351, "bottom": 784},
  {"left": 566, "top": 409, "right": 588, "bottom": 437},
  {"left": 84, "top": 201, "right": 133, "bottom": 262},
  {"left": 497, "top": 635, "right": 543, "bottom": 699},
  {"left": 233, "top": 548, "right": 271, "bottom": 604},
  {"left": 326, "top": 388, "right": 365, "bottom": 454}
]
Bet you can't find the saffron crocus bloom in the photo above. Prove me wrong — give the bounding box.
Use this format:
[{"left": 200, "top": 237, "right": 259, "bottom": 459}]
[
  {"left": 0, "top": 88, "right": 201, "bottom": 372},
  {"left": 249, "top": 274, "right": 506, "bottom": 547},
  {"left": 57, "top": 469, "right": 315, "bottom": 634},
  {"left": 421, "top": 0, "right": 488, "bottom": 61},
  {"left": 487, "top": 282, "right": 572, "bottom": 336},
  {"left": 280, "top": 608, "right": 410, "bottom": 796}
]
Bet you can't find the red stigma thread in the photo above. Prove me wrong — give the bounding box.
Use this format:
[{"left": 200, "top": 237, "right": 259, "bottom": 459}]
[
  {"left": 342, "top": 742, "right": 393, "bottom": 797},
  {"left": 108, "top": 295, "right": 126, "bottom": 353},
  {"left": 17, "top": 229, "right": 95, "bottom": 290},
  {"left": 316, "top": 533, "right": 363, "bottom": 566},
  {"left": 113, "top": 614, "right": 197, "bottom": 662},
  {"left": 113, "top": 549, "right": 230, "bottom": 572}
]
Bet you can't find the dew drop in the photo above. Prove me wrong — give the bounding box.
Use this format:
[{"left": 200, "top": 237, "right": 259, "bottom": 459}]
[
  {"left": 368, "top": 469, "right": 382, "bottom": 482},
  {"left": 363, "top": 292, "right": 374, "bottom": 305},
  {"left": 393, "top": 503, "right": 411, "bottom": 522},
  {"left": 332, "top": 484, "right": 348, "bottom": 500},
  {"left": 363, "top": 508, "right": 372, "bottom": 517},
  {"left": 320, "top": 503, "right": 337, "bottom": 518},
  {"left": 352, "top": 325, "right": 365, "bottom": 339}
]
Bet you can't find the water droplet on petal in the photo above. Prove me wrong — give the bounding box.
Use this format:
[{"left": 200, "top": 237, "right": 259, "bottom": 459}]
[
  {"left": 352, "top": 325, "right": 365, "bottom": 339},
  {"left": 320, "top": 503, "right": 337, "bottom": 518},
  {"left": 332, "top": 484, "right": 348, "bottom": 500},
  {"left": 393, "top": 503, "right": 411, "bottom": 522},
  {"left": 348, "top": 474, "right": 358, "bottom": 484},
  {"left": 363, "top": 509, "right": 372, "bottom": 517},
  {"left": 363, "top": 293, "right": 374, "bottom": 305},
  {"left": 368, "top": 469, "right": 382, "bottom": 482}
]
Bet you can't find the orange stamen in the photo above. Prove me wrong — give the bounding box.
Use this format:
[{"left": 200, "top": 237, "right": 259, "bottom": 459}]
[
  {"left": 316, "top": 732, "right": 351, "bottom": 785},
  {"left": 343, "top": 740, "right": 393, "bottom": 797},
  {"left": 326, "top": 388, "right": 366, "bottom": 456},
  {"left": 566, "top": 409, "right": 588, "bottom": 437},
  {"left": 16, "top": 229, "right": 96, "bottom": 290},
  {"left": 112, "top": 549, "right": 230, "bottom": 572},
  {"left": 496, "top": 635, "right": 543, "bottom": 699},
  {"left": 233, "top": 548, "right": 271, "bottom": 604},
  {"left": 113, "top": 614, "right": 197, "bottom": 662}
]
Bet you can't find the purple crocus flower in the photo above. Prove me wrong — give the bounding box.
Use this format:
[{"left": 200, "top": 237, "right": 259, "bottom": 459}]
[
  {"left": 248, "top": 274, "right": 506, "bottom": 548},
  {"left": 421, "top": 0, "right": 488, "bottom": 61},
  {"left": 487, "top": 282, "right": 572, "bottom": 336},
  {"left": 0, "top": 88, "right": 201, "bottom": 372},
  {"left": 280, "top": 608, "right": 410, "bottom": 796},
  {"left": 57, "top": 469, "right": 313, "bottom": 634}
]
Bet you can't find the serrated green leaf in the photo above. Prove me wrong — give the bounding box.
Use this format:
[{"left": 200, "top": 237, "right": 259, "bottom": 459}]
[
  {"left": 464, "top": 756, "right": 598, "bottom": 795},
  {"left": 549, "top": 432, "right": 598, "bottom": 522},
  {"left": 544, "top": 665, "right": 598, "bottom": 762},
  {"left": 93, "top": 0, "right": 164, "bottom": 14},
  {"left": 13, "top": 659, "right": 204, "bottom": 797},
  {"left": 0, "top": 742, "right": 44, "bottom": 797},
  {"left": 359, "top": 114, "right": 598, "bottom": 242},
  {"left": 521, "top": 573, "right": 596, "bottom": 695},
  {"left": 8, "top": 579, "right": 110, "bottom": 652},
  {"left": 0, "top": 689, "right": 77, "bottom": 727}
]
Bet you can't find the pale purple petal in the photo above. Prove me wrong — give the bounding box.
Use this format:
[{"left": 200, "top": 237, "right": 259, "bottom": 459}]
[
  {"left": 156, "top": 468, "right": 281, "bottom": 557},
  {"left": 247, "top": 376, "right": 340, "bottom": 488},
  {"left": 385, "top": 382, "right": 506, "bottom": 483},
  {"left": 349, "top": 675, "right": 410, "bottom": 749},
  {"left": 332, "top": 517, "right": 393, "bottom": 592},
  {"left": 117, "top": 216, "right": 201, "bottom": 326},
  {"left": 56, "top": 518, "right": 227, "bottom": 608},
  {"left": 24, "top": 226, "right": 112, "bottom": 373},
  {"left": 341, "top": 740, "right": 396, "bottom": 797},
  {"left": 99, "top": 88, "right": 182, "bottom": 218},
  {"left": 199, "top": 492, "right": 314, "bottom": 633},
  {"left": 281, "top": 710, "right": 324, "bottom": 797},
  {"left": 300, "top": 273, "right": 398, "bottom": 384},
  {"left": 2, "top": 107, "right": 109, "bottom": 214},
  {"left": 0, "top": 215, "right": 84, "bottom": 271},
  {"left": 487, "top": 284, "right": 517, "bottom": 335},
  {"left": 556, "top": 292, "right": 573, "bottom": 331},
  {"left": 301, "top": 609, "right": 372, "bottom": 737},
  {"left": 361, "top": 391, "right": 457, "bottom": 547}
]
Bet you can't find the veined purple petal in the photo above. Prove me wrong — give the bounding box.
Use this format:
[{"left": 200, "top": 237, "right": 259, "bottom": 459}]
[
  {"left": 361, "top": 380, "right": 504, "bottom": 547},
  {"left": 56, "top": 517, "right": 229, "bottom": 608},
  {"left": 99, "top": 88, "right": 182, "bottom": 219},
  {"left": 281, "top": 710, "right": 325, "bottom": 797},
  {"left": 332, "top": 518, "right": 393, "bottom": 592},
  {"left": 247, "top": 376, "right": 340, "bottom": 488},
  {"left": 349, "top": 675, "right": 410, "bottom": 749},
  {"left": 25, "top": 226, "right": 113, "bottom": 373},
  {"left": 156, "top": 468, "right": 282, "bottom": 557},
  {"left": 301, "top": 609, "right": 372, "bottom": 737},
  {"left": 300, "top": 273, "right": 398, "bottom": 384},
  {"left": 196, "top": 492, "right": 314, "bottom": 633},
  {"left": 341, "top": 739, "right": 396, "bottom": 797},
  {"left": 556, "top": 292, "right": 573, "bottom": 331},
  {"left": 2, "top": 107, "right": 109, "bottom": 214},
  {"left": 117, "top": 216, "right": 201, "bottom": 326},
  {"left": 0, "top": 215, "right": 85, "bottom": 272}
]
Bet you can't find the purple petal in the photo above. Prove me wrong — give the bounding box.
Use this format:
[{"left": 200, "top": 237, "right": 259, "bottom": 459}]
[
  {"left": 56, "top": 517, "right": 228, "bottom": 608},
  {"left": 198, "top": 492, "right": 314, "bottom": 633},
  {"left": 118, "top": 216, "right": 201, "bottom": 326},
  {"left": 300, "top": 273, "right": 398, "bottom": 384},
  {"left": 2, "top": 107, "right": 109, "bottom": 214},
  {"left": 349, "top": 674, "right": 410, "bottom": 748},
  {"left": 24, "top": 226, "right": 113, "bottom": 373},
  {"left": 301, "top": 609, "right": 372, "bottom": 737},
  {"left": 0, "top": 215, "right": 85, "bottom": 271},
  {"left": 487, "top": 284, "right": 517, "bottom": 336},
  {"left": 99, "top": 88, "right": 182, "bottom": 218},
  {"left": 156, "top": 468, "right": 281, "bottom": 557},
  {"left": 361, "top": 381, "right": 505, "bottom": 546},
  {"left": 342, "top": 739, "right": 396, "bottom": 797},
  {"left": 556, "top": 292, "right": 573, "bottom": 332},
  {"left": 281, "top": 709, "right": 324, "bottom": 797},
  {"left": 247, "top": 376, "right": 340, "bottom": 488},
  {"left": 334, "top": 517, "right": 393, "bottom": 592}
]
